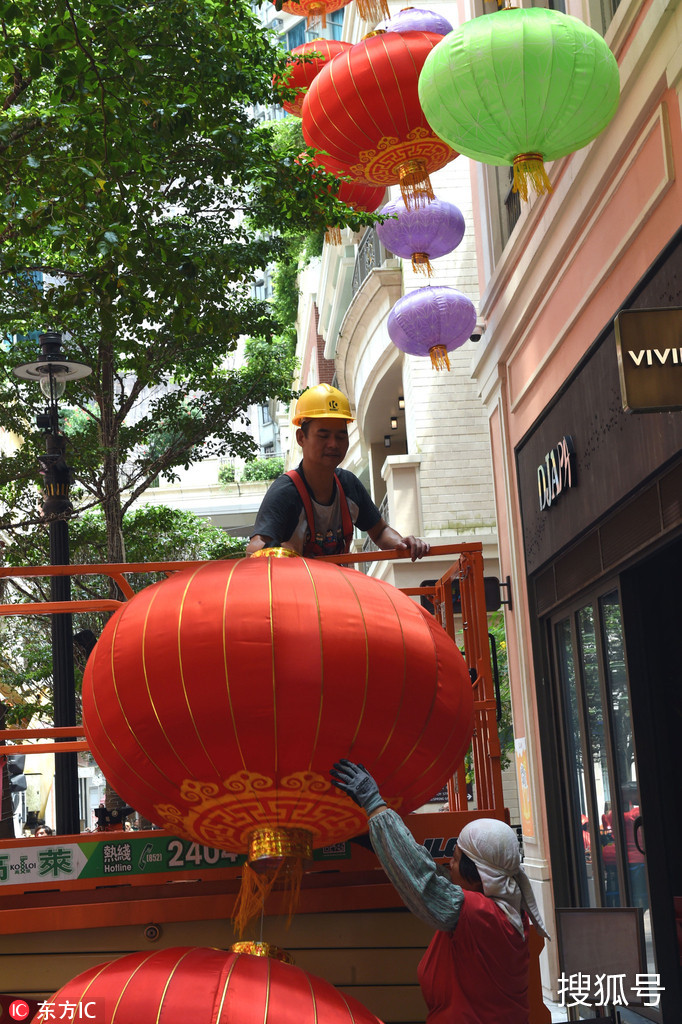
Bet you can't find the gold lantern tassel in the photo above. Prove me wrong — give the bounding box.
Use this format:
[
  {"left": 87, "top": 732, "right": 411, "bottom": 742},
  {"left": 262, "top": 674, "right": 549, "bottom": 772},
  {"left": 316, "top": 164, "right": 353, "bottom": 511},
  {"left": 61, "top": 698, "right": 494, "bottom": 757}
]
[
  {"left": 429, "top": 345, "right": 451, "bottom": 371},
  {"left": 356, "top": 0, "right": 390, "bottom": 20},
  {"left": 325, "top": 225, "right": 343, "bottom": 246},
  {"left": 307, "top": 3, "right": 327, "bottom": 28},
  {"left": 232, "top": 826, "right": 312, "bottom": 937},
  {"left": 411, "top": 252, "right": 433, "bottom": 276},
  {"left": 232, "top": 856, "right": 307, "bottom": 937},
  {"left": 231, "top": 941, "right": 295, "bottom": 964},
  {"left": 512, "top": 153, "right": 553, "bottom": 203},
  {"left": 398, "top": 159, "right": 435, "bottom": 209},
  {"left": 232, "top": 860, "right": 283, "bottom": 938}
]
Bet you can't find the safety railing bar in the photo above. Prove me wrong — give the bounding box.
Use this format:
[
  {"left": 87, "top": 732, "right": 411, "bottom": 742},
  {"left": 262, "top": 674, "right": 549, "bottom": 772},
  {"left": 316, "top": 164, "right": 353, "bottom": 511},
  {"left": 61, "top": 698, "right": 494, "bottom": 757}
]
[
  {"left": 0, "top": 545, "right": 477, "bottom": 583},
  {"left": 0, "top": 599, "right": 123, "bottom": 617},
  {"left": 0, "top": 741, "right": 89, "bottom": 756},
  {"left": 323, "top": 543, "right": 482, "bottom": 565},
  {"left": 0, "top": 559, "right": 216, "bottom": 580},
  {"left": 0, "top": 726, "right": 85, "bottom": 740}
]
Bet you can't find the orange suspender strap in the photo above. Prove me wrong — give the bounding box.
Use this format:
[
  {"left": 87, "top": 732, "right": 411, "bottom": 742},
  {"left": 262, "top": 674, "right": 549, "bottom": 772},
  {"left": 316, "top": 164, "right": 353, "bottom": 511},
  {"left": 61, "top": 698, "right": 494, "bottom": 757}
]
[{"left": 285, "top": 470, "right": 354, "bottom": 554}]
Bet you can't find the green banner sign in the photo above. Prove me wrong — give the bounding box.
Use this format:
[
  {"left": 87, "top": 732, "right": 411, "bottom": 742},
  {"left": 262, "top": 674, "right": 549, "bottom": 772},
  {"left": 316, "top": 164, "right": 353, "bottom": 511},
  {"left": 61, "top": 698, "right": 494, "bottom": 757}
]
[{"left": 0, "top": 835, "right": 349, "bottom": 888}]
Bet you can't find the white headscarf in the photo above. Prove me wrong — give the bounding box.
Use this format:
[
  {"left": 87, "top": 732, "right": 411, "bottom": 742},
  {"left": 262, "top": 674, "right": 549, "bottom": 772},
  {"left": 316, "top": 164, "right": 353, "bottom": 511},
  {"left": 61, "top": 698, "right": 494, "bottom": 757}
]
[{"left": 457, "top": 818, "right": 550, "bottom": 940}]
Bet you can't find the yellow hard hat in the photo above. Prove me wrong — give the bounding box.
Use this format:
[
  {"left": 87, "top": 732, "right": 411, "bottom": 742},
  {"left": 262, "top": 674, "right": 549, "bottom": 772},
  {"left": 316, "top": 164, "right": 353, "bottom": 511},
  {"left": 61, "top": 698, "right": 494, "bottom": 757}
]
[{"left": 292, "top": 384, "right": 354, "bottom": 425}]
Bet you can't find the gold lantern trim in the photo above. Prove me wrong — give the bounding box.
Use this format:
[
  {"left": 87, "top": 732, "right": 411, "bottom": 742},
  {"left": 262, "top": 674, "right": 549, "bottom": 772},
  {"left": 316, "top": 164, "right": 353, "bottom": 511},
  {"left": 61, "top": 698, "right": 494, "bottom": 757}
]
[{"left": 231, "top": 941, "right": 295, "bottom": 964}]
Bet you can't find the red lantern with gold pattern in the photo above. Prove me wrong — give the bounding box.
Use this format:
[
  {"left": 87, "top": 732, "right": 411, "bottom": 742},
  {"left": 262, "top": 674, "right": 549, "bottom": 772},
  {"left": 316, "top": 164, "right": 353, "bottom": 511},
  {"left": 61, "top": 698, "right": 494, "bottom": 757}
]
[
  {"left": 335, "top": 177, "right": 385, "bottom": 212},
  {"left": 309, "top": 152, "right": 386, "bottom": 243},
  {"left": 82, "top": 554, "right": 473, "bottom": 860},
  {"left": 301, "top": 31, "right": 457, "bottom": 205},
  {"left": 273, "top": 0, "right": 349, "bottom": 31},
  {"left": 272, "top": 0, "right": 388, "bottom": 29},
  {"left": 31, "top": 946, "right": 385, "bottom": 1024},
  {"left": 276, "top": 40, "right": 352, "bottom": 118}
]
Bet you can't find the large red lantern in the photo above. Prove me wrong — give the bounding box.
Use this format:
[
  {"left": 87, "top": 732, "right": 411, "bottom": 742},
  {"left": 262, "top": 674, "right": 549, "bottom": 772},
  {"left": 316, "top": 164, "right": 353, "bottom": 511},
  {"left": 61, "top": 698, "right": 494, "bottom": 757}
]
[
  {"left": 82, "top": 554, "right": 473, "bottom": 858},
  {"left": 302, "top": 31, "right": 457, "bottom": 206},
  {"left": 32, "top": 946, "right": 384, "bottom": 1024},
  {"left": 276, "top": 40, "right": 352, "bottom": 118},
  {"left": 272, "top": 1, "right": 388, "bottom": 28},
  {"left": 272, "top": 0, "right": 350, "bottom": 30},
  {"left": 309, "top": 152, "right": 386, "bottom": 243}
]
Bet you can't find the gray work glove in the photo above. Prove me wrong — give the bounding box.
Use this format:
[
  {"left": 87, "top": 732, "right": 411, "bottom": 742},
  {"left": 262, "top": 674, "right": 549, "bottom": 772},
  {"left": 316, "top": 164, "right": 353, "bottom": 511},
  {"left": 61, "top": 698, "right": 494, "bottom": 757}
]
[{"left": 330, "top": 759, "right": 387, "bottom": 815}]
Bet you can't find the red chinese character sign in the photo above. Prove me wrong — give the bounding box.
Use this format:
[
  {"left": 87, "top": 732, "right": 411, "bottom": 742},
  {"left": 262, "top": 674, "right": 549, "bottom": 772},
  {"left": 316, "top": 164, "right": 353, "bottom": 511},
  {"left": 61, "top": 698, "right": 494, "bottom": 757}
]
[
  {"left": 302, "top": 31, "right": 457, "bottom": 206},
  {"left": 82, "top": 552, "right": 473, "bottom": 866},
  {"left": 31, "top": 946, "right": 385, "bottom": 1024}
]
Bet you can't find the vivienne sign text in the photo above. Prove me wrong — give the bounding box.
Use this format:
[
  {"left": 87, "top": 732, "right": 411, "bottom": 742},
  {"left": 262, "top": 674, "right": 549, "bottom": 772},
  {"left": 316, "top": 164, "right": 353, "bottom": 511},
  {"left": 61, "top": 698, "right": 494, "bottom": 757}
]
[
  {"left": 537, "top": 435, "right": 576, "bottom": 512},
  {"left": 614, "top": 307, "right": 682, "bottom": 412}
]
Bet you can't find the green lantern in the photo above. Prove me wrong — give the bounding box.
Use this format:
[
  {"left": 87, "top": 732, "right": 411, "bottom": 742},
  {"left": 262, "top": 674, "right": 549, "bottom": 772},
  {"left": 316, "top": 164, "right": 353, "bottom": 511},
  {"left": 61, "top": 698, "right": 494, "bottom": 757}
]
[{"left": 418, "top": 8, "right": 620, "bottom": 201}]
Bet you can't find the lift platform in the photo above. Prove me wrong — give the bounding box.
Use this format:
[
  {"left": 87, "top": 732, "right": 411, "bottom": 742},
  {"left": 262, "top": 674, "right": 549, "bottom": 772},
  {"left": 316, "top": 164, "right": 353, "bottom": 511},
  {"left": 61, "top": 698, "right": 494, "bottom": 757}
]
[{"left": 0, "top": 545, "right": 548, "bottom": 1022}]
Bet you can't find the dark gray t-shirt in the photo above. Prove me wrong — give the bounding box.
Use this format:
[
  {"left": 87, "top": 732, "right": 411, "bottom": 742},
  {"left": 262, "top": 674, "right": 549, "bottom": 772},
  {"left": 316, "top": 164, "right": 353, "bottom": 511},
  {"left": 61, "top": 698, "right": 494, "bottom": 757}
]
[{"left": 251, "top": 464, "right": 382, "bottom": 555}]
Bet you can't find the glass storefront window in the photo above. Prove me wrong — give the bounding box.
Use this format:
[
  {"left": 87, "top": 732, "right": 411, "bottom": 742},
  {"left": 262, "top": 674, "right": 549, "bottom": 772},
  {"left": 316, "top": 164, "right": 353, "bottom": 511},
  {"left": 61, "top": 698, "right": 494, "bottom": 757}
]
[
  {"left": 552, "top": 587, "right": 655, "bottom": 985},
  {"left": 601, "top": 591, "right": 648, "bottom": 914},
  {"left": 556, "top": 617, "right": 595, "bottom": 905}
]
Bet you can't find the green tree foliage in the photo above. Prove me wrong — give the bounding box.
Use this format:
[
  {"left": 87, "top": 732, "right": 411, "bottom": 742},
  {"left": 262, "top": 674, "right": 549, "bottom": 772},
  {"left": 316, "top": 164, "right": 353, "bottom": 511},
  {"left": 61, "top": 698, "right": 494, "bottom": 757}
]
[
  {"left": 0, "top": 0, "right": 374, "bottom": 562},
  {"left": 463, "top": 611, "right": 514, "bottom": 788},
  {"left": 242, "top": 456, "right": 284, "bottom": 482},
  {"left": 0, "top": 505, "right": 245, "bottom": 723},
  {"left": 488, "top": 611, "right": 514, "bottom": 772}
]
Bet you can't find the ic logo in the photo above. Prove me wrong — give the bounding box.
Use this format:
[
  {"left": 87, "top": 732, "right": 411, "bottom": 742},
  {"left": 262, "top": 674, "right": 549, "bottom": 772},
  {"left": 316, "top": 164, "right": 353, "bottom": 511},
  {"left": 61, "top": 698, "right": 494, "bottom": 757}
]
[{"left": 328, "top": 400, "right": 338, "bottom": 410}]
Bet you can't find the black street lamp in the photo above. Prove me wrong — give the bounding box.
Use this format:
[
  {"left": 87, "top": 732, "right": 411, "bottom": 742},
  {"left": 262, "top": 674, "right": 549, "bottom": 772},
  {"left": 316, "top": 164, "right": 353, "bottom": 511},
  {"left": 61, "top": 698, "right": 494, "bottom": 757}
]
[{"left": 13, "top": 331, "right": 92, "bottom": 835}]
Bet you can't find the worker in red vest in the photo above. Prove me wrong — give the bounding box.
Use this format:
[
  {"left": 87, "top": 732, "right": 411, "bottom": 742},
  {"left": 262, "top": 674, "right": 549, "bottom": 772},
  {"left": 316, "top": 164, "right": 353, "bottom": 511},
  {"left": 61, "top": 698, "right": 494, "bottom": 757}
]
[
  {"left": 331, "top": 760, "right": 551, "bottom": 1024},
  {"left": 246, "top": 384, "right": 429, "bottom": 559}
]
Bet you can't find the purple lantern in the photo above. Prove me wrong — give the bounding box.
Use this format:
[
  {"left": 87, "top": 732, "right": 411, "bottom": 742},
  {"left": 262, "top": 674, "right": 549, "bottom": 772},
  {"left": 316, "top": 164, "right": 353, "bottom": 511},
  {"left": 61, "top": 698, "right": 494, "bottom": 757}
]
[
  {"left": 377, "top": 7, "right": 453, "bottom": 36},
  {"left": 376, "top": 196, "right": 465, "bottom": 275},
  {"left": 387, "top": 286, "right": 476, "bottom": 371}
]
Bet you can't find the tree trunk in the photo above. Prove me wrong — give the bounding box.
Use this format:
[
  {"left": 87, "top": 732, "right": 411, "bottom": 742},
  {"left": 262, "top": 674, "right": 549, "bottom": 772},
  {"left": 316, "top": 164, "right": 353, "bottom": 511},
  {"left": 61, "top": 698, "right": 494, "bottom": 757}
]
[{"left": 98, "top": 316, "right": 127, "bottom": 586}]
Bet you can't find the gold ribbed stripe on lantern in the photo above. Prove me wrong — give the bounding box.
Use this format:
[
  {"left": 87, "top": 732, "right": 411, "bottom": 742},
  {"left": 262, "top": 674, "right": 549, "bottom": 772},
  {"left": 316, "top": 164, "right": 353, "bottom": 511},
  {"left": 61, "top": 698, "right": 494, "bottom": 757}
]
[
  {"left": 249, "top": 826, "right": 313, "bottom": 863},
  {"left": 231, "top": 941, "right": 295, "bottom": 964}
]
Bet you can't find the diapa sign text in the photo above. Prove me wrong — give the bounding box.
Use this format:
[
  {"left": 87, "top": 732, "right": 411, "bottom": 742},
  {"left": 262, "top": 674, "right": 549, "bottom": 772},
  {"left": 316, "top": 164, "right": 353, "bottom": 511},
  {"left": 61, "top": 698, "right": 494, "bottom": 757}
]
[{"left": 537, "top": 435, "right": 576, "bottom": 512}]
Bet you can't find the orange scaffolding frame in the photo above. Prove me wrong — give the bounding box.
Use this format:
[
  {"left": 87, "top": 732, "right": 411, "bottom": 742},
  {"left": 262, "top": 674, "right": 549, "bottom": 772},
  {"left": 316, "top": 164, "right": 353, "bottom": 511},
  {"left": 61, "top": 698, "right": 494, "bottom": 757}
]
[
  {"left": 0, "top": 547, "right": 551, "bottom": 1024},
  {"left": 0, "top": 543, "right": 504, "bottom": 815}
]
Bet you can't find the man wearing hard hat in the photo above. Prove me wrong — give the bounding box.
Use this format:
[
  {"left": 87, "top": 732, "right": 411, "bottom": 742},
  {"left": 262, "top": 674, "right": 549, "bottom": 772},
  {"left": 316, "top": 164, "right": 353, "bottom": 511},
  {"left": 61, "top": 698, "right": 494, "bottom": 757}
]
[{"left": 246, "top": 384, "right": 429, "bottom": 560}]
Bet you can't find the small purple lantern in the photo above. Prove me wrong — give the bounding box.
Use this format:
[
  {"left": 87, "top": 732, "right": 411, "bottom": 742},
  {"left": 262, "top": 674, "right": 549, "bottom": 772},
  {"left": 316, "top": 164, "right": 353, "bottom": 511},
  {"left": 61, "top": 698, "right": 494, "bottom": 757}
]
[
  {"left": 376, "top": 196, "right": 465, "bottom": 275},
  {"left": 387, "top": 286, "right": 476, "bottom": 371},
  {"left": 377, "top": 7, "right": 453, "bottom": 36}
]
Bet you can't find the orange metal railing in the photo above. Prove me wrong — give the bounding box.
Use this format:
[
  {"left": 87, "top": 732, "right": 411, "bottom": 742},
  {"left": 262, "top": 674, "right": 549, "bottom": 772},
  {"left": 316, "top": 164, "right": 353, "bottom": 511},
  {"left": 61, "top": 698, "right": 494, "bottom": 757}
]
[{"left": 0, "top": 544, "right": 504, "bottom": 818}]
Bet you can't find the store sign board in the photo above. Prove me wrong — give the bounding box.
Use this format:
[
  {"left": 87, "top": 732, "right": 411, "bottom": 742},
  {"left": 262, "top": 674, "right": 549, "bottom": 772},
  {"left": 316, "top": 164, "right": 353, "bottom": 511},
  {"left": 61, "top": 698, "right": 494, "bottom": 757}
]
[
  {"left": 0, "top": 833, "right": 350, "bottom": 891},
  {"left": 615, "top": 307, "right": 682, "bottom": 412},
  {"left": 537, "top": 435, "right": 576, "bottom": 512}
]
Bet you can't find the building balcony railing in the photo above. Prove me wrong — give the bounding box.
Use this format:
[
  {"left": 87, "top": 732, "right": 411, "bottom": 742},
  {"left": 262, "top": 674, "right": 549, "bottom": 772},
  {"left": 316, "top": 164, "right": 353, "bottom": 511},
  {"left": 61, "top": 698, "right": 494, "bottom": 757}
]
[{"left": 351, "top": 226, "right": 389, "bottom": 297}]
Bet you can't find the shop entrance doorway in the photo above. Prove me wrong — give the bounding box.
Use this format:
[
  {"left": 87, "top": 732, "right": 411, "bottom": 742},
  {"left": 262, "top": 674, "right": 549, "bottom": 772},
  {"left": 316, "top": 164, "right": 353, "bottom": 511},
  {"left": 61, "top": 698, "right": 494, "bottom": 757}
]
[
  {"left": 551, "top": 589, "right": 650, "bottom": 922},
  {"left": 546, "top": 532, "right": 682, "bottom": 1020}
]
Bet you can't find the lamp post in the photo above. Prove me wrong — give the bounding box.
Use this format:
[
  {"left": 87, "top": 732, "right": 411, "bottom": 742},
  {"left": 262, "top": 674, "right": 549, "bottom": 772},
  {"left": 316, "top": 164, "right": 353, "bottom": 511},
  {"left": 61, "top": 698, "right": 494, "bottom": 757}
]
[{"left": 13, "top": 331, "right": 92, "bottom": 835}]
